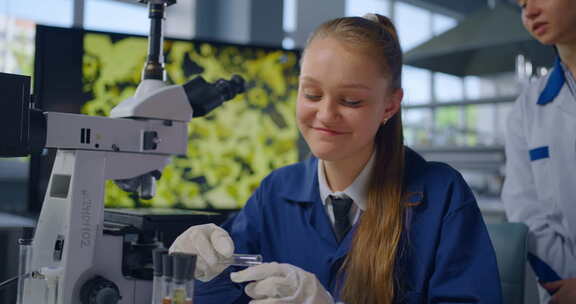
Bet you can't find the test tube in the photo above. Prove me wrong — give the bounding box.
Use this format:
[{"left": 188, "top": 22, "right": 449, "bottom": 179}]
[
  {"left": 16, "top": 227, "right": 34, "bottom": 304},
  {"left": 185, "top": 254, "right": 197, "bottom": 304},
  {"left": 220, "top": 254, "right": 263, "bottom": 267},
  {"left": 171, "top": 253, "right": 196, "bottom": 304},
  {"left": 152, "top": 248, "right": 167, "bottom": 304},
  {"left": 162, "top": 253, "right": 174, "bottom": 304}
]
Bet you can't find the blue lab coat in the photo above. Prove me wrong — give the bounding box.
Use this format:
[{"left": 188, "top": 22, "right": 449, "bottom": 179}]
[{"left": 195, "top": 148, "right": 502, "bottom": 303}]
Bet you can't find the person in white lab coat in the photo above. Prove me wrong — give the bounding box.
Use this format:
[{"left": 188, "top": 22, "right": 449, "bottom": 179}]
[{"left": 502, "top": 0, "right": 576, "bottom": 303}]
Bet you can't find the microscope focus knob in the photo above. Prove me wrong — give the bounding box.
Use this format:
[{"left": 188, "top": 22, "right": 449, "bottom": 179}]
[{"left": 80, "top": 276, "right": 121, "bottom": 304}]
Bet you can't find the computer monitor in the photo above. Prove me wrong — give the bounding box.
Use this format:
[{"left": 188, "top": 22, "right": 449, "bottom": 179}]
[{"left": 30, "top": 25, "right": 302, "bottom": 213}]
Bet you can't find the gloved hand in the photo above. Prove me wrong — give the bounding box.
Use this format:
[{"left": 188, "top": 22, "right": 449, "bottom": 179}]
[
  {"left": 230, "top": 262, "right": 334, "bottom": 304},
  {"left": 169, "top": 223, "right": 234, "bottom": 282}
]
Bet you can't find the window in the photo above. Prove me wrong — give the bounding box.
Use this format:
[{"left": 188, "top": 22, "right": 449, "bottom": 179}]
[
  {"left": 403, "top": 109, "right": 433, "bottom": 146},
  {"left": 435, "top": 72, "right": 463, "bottom": 103},
  {"left": 402, "top": 66, "right": 431, "bottom": 105},
  {"left": 432, "top": 12, "right": 457, "bottom": 35},
  {"left": 345, "top": 0, "right": 390, "bottom": 17},
  {"left": 0, "top": 16, "right": 35, "bottom": 75},
  {"left": 85, "top": 0, "right": 148, "bottom": 35},
  {"left": 283, "top": 0, "right": 297, "bottom": 33},
  {"left": 0, "top": 0, "right": 73, "bottom": 28},
  {"left": 0, "top": 0, "right": 73, "bottom": 75},
  {"left": 396, "top": 2, "right": 431, "bottom": 51}
]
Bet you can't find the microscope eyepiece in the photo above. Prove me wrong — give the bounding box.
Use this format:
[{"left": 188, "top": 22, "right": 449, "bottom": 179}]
[
  {"left": 183, "top": 75, "right": 247, "bottom": 118},
  {"left": 214, "top": 75, "right": 246, "bottom": 101}
]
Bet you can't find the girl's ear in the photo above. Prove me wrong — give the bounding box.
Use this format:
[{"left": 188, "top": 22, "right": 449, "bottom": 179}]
[{"left": 381, "top": 88, "right": 403, "bottom": 124}]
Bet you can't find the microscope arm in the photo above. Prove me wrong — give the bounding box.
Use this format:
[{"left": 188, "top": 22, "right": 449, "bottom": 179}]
[{"left": 44, "top": 112, "right": 188, "bottom": 157}]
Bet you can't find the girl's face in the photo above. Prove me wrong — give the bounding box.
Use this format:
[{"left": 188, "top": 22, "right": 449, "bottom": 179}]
[
  {"left": 519, "top": 0, "right": 576, "bottom": 45},
  {"left": 297, "top": 37, "right": 402, "bottom": 163}
]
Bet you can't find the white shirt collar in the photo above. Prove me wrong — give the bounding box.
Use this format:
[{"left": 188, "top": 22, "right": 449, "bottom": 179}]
[{"left": 317, "top": 152, "right": 375, "bottom": 211}]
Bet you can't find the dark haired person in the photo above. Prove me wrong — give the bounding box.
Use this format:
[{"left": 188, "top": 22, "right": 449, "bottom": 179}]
[{"left": 502, "top": 0, "right": 576, "bottom": 303}]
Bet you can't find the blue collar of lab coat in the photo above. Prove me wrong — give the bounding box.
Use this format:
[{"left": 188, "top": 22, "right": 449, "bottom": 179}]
[
  {"left": 278, "top": 156, "right": 320, "bottom": 204},
  {"left": 538, "top": 57, "right": 565, "bottom": 105}
]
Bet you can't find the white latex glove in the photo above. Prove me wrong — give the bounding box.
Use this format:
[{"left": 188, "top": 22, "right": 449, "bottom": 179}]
[
  {"left": 230, "top": 262, "right": 334, "bottom": 304},
  {"left": 169, "top": 223, "right": 234, "bottom": 282}
]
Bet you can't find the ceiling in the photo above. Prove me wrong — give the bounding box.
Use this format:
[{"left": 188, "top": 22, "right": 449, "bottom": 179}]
[
  {"left": 400, "top": 0, "right": 519, "bottom": 19},
  {"left": 114, "top": 0, "right": 519, "bottom": 18},
  {"left": 400, "top": 1, "right": 557, "bottom": 76},
  {"left": 403, "top": 3, "right": 556, "bottom": 76}
]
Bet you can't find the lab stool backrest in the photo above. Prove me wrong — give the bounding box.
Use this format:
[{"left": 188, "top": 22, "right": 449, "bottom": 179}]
[{"left": 486, "top": 222, "right": 529, "bottom": 304}]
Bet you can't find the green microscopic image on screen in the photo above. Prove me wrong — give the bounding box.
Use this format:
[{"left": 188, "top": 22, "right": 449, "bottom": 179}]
[{"left": 81, "top": 32, "right": 300, "bottom": 210}]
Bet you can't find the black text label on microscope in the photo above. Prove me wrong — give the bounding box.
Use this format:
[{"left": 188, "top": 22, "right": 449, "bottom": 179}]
[{"left": 80, "top": 190, "right": 92, "bottom": 248}]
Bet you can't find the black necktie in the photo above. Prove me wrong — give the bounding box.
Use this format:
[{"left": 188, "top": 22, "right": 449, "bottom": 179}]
[{"left": 330, "top": 195, "right": 353, "bottom": 242}]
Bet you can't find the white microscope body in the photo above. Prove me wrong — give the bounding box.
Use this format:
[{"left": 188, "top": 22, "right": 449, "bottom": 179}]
[
  {"left": 23, "top": 82, "right": 190, "bottom": 304},
  {"left": 18, "top": 1, "right": 246, "bottom": 303}
]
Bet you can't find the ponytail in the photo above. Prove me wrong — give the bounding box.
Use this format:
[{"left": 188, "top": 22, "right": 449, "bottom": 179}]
[{"left": 306, "top": 15, "right": 406, "bottom": 303}]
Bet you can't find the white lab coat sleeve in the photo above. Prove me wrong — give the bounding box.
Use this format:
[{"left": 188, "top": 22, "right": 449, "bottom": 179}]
[{"left": 502, "top": 91, "right": 576, "bottom": 279}]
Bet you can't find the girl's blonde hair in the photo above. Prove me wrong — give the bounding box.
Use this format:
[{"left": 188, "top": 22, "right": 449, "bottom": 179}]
[{"left": 306, "top": 14, "right": 406, "bottom": 304}]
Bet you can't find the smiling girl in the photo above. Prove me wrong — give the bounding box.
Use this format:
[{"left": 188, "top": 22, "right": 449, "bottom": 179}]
[{"left": 171, "top": 14, "right": 502, "bottom": 304}]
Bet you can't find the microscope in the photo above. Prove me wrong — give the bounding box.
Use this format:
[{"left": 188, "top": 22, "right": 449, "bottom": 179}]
[{"left": 0, "top": 0, "right": 246, "bottom": 303}]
